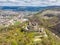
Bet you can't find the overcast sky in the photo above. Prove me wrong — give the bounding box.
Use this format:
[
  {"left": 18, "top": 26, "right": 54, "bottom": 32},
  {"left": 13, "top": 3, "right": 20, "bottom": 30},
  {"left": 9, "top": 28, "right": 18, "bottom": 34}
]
[{"left": 0, "top": 0, "right": 59, "bottom": 6}]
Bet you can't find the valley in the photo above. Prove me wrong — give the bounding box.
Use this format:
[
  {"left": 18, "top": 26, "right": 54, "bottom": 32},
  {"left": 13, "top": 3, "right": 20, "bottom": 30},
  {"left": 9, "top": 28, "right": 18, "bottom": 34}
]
[{"left": 0, "top": 7, "right": 60, "bottom": 45}]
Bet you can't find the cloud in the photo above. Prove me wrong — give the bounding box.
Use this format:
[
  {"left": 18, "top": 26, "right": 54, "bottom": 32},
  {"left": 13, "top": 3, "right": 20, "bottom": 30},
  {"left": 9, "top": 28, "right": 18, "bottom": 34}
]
[
  {"left": 0, "top": 0, "right": 7, "bottom": 3},
  {"left": 0, "top": 0, "right": 7, "bottom": 1},
  {"left": 0, "top": 0, "right": 59, "bottom": 6},
  {"left": 9, "top": 0, "right": 20, "bottom": 2}
]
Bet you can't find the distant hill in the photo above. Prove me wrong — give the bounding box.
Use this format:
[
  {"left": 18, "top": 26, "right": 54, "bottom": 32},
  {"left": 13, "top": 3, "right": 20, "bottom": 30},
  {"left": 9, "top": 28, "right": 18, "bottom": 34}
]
[{"left": 0, "top": 6, "right": 60, "bottom": 11}]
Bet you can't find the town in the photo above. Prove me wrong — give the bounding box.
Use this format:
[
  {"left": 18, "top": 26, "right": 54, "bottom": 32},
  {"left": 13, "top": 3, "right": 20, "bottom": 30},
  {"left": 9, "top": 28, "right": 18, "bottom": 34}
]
[{"left": 0, "top": 9, "right": 60, "bottom": 45}]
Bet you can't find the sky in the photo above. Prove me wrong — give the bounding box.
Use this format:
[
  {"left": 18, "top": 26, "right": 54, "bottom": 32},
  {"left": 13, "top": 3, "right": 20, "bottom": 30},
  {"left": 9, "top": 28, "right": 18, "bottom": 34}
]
[{"left": 0, "top": 0, "right": 59, "bottom": 6}]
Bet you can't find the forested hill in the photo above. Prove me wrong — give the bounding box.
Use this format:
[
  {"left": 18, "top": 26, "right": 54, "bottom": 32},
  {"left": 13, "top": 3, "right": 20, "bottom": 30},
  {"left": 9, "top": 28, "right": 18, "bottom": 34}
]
[{"left": 0, "top": 6, "right": 60, "bottom": 11}]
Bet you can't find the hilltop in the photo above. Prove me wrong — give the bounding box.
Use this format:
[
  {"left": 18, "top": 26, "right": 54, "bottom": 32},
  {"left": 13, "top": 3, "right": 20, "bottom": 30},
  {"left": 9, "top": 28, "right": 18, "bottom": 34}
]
[
  {"left": 0, "top": 6, "right": 60, "bottom": 45},
  {"left": 27, "top": 8, "right": 60, "bottom": 38}
]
